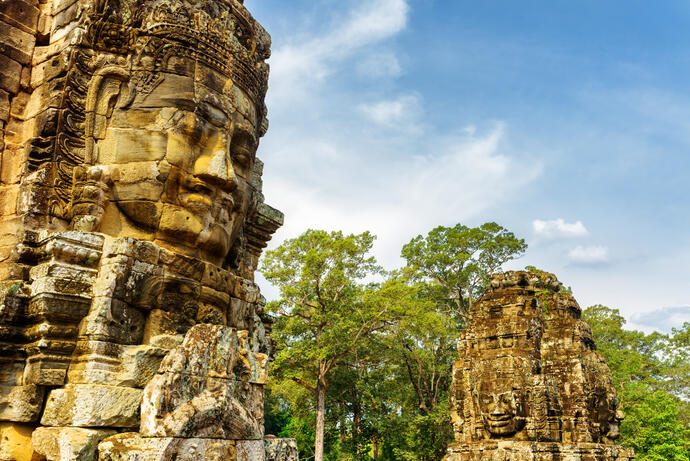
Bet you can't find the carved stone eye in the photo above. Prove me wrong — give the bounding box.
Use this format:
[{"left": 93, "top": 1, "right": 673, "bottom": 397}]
[{"left": 230, "top": 130, "right": 256, "bottom": 169}]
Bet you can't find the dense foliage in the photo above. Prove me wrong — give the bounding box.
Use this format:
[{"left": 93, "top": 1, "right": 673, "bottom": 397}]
[
  {"left": 262, "top": 225, "right": 689, "bottom": 460},
  {"left": 582, "top": 306, "right": 690, "bottom": 461}
]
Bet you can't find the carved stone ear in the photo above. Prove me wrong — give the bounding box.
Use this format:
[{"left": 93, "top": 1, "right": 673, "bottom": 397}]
[{"left": 84, "top": 67, "right": 130, "bottom": 164}]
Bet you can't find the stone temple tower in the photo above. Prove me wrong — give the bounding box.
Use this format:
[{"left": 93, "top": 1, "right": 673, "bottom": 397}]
[
  {"left": 446, "top": 271, "right": 635, "bottom": 461},
  {"left": 0, "top": 0, "right": 297, "bottom": 459}
]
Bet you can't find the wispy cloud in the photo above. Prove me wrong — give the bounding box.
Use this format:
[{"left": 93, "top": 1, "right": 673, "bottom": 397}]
[
  {"left": 533, "top": 219, "right": 589, "bottom": 238},
  {"left": 264, "top": 125, "right": 541, "bottom": 269},
  {"left": 356, "top": 52, "right": 403, "bottom": 79},
  {"left": 568, "top": 245, "right": 609, "bottom": 264},
  {"left": 269, "top": 0, "right": 409, "bottom": 87},
  {"left": 360, "top": 93, "right": 422, "bottom": 126},
  {"left": 630, "top": 306, "right": 690, "bottom": 333}
]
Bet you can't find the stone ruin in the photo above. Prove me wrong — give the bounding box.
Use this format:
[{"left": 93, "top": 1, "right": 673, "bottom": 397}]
[
  {"left": 0, "top": 0, "right": 298, "bottom": 458},
  {"left": 447, "top": 271, "right": 635, "bottom": 461}
]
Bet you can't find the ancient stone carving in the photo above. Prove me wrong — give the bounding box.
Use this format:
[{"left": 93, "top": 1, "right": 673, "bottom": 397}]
[
  {"left": 446, "top": 271, "right": 635, "bottom": 461},
  {"left": 0, "top": 0, "right": 293, "bottom": 459}
]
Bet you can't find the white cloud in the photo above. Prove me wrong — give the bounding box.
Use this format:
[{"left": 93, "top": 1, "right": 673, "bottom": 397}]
[
  {"left": 568, "top": 245, "right": 609, "bottom": 264},
  {"left": 629, "top": 306, "right": 690, "bottom": 333},
  {"left": 360, "top": 94, "right": 422, "bottom": 126},
  {"left": 533, "top": 218, "right": 589, "bottom": 238},
  {"left": 269, "top": 0, "right": 409, "bottom": 87},
  {"left": 263, "top": 125, "right": 541, "bottom": 271}
]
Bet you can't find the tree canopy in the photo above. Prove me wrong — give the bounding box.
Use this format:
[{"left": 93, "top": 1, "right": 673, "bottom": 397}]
[{"left": 401, "top": 222, "right": 527, "bottom": 320}]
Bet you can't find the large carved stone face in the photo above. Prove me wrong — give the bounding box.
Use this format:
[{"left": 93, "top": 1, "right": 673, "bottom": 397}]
[
  {"left": 96, "top": 65, "right": 259, "bottom": 266},
  {"left": 590, "top": 389, "right": 624, "bottom": 442},
  {"left": 476, "top": 377, "right": 527, "bottom": 437}
]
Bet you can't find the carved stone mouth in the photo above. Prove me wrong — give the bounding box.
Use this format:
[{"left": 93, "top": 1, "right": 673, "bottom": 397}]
[{"left": 487, "top": 415, "right": 512, "bottom": 426}]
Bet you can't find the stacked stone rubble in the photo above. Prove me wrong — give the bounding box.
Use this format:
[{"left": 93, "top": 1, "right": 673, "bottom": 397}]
[
  {"left": 447, "top": 271, "right": 634, "bottom": 461},
  {"left": 0, "top": 0, "right": 298, "bottom": 459}
]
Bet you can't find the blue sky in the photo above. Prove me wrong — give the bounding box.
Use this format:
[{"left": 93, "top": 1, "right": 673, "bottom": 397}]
[{"left": 245, "top": 0, "right": 690, "bottom": 333}]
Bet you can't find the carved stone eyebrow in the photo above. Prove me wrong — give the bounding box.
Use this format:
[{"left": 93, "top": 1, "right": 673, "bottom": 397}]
[{"left": 197, "top": 102, "right": 230, "bottom": 128}]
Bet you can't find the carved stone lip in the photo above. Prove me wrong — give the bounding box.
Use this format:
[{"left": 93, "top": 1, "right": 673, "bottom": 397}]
[{"left": 487, "top": 415, "right": 513, "bottom": 426}]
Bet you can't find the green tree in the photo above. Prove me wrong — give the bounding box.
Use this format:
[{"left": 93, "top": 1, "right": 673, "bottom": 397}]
[
  {"left": 380, "top": 222, "right": 527, "bottom": 459},
  {"left": 401, "top": 222, "right": 527, "bottom": 321},
  {"left": 582, "top": 306, "right": 690, "bottom": 460},
  {"left": 261, "top": 230, "right": 403, "bottom": 461}
]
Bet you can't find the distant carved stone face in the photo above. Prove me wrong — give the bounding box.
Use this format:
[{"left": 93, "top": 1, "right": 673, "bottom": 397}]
[
  {"left": 476, "top": 377, "right": 527, "bottom": 437},
  {"left": 96, "top": 65, "right": 259, "bottom": 266},
  {"left": 591, "top": 390, "right": 624, "bottom": 442}
]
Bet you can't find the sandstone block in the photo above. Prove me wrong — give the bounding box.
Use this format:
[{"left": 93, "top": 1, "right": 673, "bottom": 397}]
[
  {"left": 0, "top": 384, "right": 44, "bottom": 422},
  {"left": 0, "top": 422, "right": 41, "bottom": 461},
  {"left": 0, "top": 22, "right": 36, "bottom": 65},
  {"left": 41, "top": 384, "right": 142, "bottom": 428},
  {"left": 77, "top": 297, "right": 145, "bottom": 345},
  {"left": 236, "top": 440, "right": 264, "bottom": 461},
  {"left": 0, "top": 0, "right": 39, "bottom": 34},
  {"left": 264, "top": 438, "right": 299, "bottom": 461},
  {"left": 0, "top": 90, "right": 8, "bottom": 122},
  {"left": 67, "top": 341, "right": 167, "bottom": 387},
  {"left": 98, "top": 434, "right": 237, "bottom": 461},
  {"left": 32, "top": 427, "right": 116, "bottom": 461},
  {"left": 140, "top": 373, "right": 263, "bottom": 439},
  {"left": 103, "top": 237, "right": 160, "bottom": 265},
  {"left": 0, "top": 55, "right": 22, "bottom": 94}
]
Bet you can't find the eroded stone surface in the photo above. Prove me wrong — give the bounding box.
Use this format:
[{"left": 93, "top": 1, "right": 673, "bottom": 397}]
[
  {"left": 41, "top": 384, "right": 142, "bottom": 428},
  {"left": 32, "top": 427, "right": 116, "bottom": 461},
  {"left": 447, "top": 271, "right": 634, "bottom": 460},
  {"left": 140, "top": 325, "right": 264, "bottom": 440},
  {"left": 264, "top": 437, "right": 300, "bottom": 461},
  {"left": 98, "top": 434, "right": 237, "bottom": 461},
  {"left": 0, "top": 422, "right": 41, "bottom": 461}
]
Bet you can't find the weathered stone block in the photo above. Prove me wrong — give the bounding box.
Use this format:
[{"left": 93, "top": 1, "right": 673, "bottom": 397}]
[
  {"left": 0, "top": 422, "right": 41, "bottom": 461},
  {"left": 0, "top": 184, "right": 19, "bottom": 215},
  {"left": 264, "top": 438, "right": 299, "bottom": 461},
  {"left": 0, "top": 384, "right": 44, "bottom": 422},
  {"left": 0, "top": 0, "right": 40, "bottom": 34},
  {"left": 98, "top": 434, "right": 237, "bottom": 461},
  {"left": 0, "top": 90, "right": 9, "bottom": 122},
  {"left": 0, "top": 55, "right": 22, "bottom": 94},
  {"left": 23, "top": 350, "right": 72, "bottom": 386},
  {"left": 141, "top": 373, "right": 263, "bottom": 439},
  {"left": 41, "top": 384, "right": 142, "bottom": 428},
  {"left": 236, "top": 440, "right": 264, "bottom": 461},
  {"left": 1, "top": 143, "right": 26, "bottom": 184},
  {"left": 0, "top": 22, "right": 36, "bottom": 65},
  {"left": 77, "top": 297, "right": 145, "bottom": 345},
  {"left": 32, "top": 427, "right": 116, "bottom": 461}
]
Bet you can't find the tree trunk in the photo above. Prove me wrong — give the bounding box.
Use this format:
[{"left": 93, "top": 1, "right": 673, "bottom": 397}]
[
  {"left": 339, "top": 402, "right": 346, "bottom": 445},
  {"left": 372, "top": 435, "right": 379, "bottom": 459},
  {"left": 353, "top": 403, "right": 362, "bottom": 453},
  {"left": 315, "top": 377, "right": 326, "bottom": 461}
]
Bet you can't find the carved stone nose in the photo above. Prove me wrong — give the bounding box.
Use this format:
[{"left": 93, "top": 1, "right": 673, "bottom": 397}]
[{"left": 193, "top": 148, "right": 238, "bottom": 192}]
